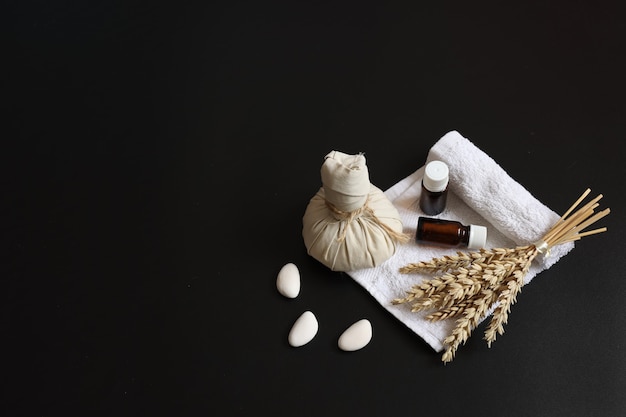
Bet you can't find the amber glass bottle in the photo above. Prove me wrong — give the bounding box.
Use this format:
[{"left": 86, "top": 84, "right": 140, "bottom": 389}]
[
  {"left": 419, "top": 161, "right": 449, "bottom": 215},
  {"left": 416, "top": 217, "right": 487, "bottom": 249}
]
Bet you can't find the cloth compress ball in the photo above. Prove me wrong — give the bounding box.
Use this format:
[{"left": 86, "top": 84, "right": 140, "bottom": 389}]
[{"left": 302, "top": 151, "right": 407, "bottom": 272}]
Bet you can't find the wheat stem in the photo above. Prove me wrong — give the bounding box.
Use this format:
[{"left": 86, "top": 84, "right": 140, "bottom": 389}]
[{"left": 395, "top": 189, "right": 609, "bottom": 363}]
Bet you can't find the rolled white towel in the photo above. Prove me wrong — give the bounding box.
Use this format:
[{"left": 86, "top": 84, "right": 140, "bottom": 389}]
[{"left": 346, "top": 130, "right": 575, "bottom": 352}]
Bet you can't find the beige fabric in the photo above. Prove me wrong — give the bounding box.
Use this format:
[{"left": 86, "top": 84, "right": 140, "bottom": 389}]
[
  {"left": 302, "top": 151, "right": 404, "bottom": 271},
  {"left": 320, "top": 151, "right": 370, "bottom": 212}
]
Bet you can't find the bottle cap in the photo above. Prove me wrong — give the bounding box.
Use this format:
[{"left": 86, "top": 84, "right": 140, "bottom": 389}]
[
  {"left": 423, "top": 161, "right": 449, "bottom": 192},
  {"left": 468, "top": 224, "right": 487, "bottom": 249}
]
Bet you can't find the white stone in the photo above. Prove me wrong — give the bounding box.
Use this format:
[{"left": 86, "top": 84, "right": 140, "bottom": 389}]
[
  {"left": 276, "top": 262, "right": 300, "bottom": 298},
  {"left": 288, "top": 311, "right": 318, "bottom": 347},
  {"left": 338, "top": 319, "right": 372, "bottom": 351}
]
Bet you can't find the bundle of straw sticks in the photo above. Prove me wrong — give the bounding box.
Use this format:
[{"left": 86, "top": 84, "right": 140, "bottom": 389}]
[{"left": 393, "top": 189, "right": 610, "bottom": 363}]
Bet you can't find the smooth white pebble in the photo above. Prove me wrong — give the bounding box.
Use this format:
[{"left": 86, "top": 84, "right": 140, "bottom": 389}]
[
  {"left": 288, "top": 311, "right": 318, "bottom": 347},
  {"left": 276, "top": 262, "right": 300, "bottom": 298},
  {"left": 338, "top": 319, "right": 372, "bottom": 351}
]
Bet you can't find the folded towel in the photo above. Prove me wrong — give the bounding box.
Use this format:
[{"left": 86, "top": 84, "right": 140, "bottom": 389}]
[{"left": 346, "top": 131, "right": 575, "bottom": 352}]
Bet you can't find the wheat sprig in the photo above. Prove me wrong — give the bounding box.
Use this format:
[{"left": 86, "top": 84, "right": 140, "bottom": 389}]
[{"left": 393, "top": 189, "right": 610, "bottom": 363}]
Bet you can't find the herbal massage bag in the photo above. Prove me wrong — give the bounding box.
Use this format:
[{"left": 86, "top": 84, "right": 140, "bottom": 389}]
[{"left": 302, "top": 151, "right": 407, "bottom": 272}]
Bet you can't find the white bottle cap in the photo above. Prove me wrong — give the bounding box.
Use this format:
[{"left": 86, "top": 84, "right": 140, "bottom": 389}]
[
  {"left": 423, "top": 161, "right": 449, "bottom": 192},
  {"left": 468, "top": 224, "right": 487, "bottom": 249}
]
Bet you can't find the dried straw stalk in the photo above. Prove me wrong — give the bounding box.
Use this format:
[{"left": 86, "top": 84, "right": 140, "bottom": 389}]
[{"left": 393, "top": 189, "right": 610, "bottom": 363}]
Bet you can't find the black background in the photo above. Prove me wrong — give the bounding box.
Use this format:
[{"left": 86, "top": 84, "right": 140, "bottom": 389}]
[{"left": 4, "top": 1, "right": 626, "bottom": 416}]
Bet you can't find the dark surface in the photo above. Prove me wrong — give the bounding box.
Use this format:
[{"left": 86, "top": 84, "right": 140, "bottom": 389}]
[{"left": 4, "top": 1, "right": 626, "bottom": 416}]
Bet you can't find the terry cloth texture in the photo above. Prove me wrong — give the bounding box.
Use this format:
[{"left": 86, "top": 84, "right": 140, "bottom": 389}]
[{"left": 346, "top": 130, "right": 575, "bottom": 352}]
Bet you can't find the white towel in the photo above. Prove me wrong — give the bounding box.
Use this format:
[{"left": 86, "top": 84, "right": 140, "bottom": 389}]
[{"left": 346, "top": 130, "right": 575, "bottom": 352}]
